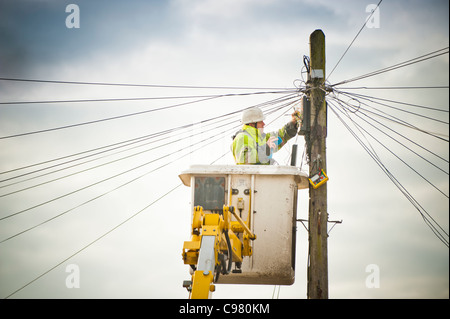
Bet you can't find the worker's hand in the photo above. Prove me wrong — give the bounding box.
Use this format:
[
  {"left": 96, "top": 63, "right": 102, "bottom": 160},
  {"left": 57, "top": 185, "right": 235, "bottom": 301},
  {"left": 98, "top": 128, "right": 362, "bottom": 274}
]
[
  {"left": 266, "top": 136, "right": 279, "bottom": 150},
  {"left": 291, "top": 109, "right": 302, "bottom": 124}
]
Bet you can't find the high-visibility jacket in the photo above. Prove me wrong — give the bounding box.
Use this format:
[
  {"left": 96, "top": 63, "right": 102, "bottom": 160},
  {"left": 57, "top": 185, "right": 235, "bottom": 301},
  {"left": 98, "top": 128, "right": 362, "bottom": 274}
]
[{"left": 231, "top": 121, "right": 298, "bottom": 165}]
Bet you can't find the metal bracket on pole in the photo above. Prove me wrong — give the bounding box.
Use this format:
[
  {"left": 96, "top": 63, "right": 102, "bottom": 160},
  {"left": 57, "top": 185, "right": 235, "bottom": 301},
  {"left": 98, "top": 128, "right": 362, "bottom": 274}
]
[{"left": 296, "top": 218, "right": 342, "bottom": 235}]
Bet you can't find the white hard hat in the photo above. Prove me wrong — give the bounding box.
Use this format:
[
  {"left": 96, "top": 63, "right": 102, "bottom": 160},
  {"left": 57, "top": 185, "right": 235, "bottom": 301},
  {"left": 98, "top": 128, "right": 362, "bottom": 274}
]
[{"left": 241, "top": 107, "right": 265, "bottom": 124}]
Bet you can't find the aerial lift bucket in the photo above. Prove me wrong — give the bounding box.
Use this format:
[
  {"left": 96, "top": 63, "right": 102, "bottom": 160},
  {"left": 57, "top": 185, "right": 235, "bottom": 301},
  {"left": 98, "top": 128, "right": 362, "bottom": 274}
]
[{"left": 180, "top": 165, "right": 308, "bottom": 289}]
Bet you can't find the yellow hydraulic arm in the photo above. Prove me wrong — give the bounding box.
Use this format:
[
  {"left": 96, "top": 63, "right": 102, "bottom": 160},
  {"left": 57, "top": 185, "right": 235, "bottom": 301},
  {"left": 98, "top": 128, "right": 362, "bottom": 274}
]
[{"left": 182, "top": 205, "right": 256, "bottom": 299}]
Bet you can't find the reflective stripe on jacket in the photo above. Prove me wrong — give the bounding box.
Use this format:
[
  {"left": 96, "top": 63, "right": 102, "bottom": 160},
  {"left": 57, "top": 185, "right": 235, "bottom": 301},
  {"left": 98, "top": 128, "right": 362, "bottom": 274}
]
[{"left": 231, "top": 121, "right": 298, "bottom": 165}]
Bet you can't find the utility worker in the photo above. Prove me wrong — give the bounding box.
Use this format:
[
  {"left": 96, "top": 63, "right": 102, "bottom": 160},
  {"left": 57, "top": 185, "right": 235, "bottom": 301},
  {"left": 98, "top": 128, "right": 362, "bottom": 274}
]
[{"left": 231, "top": 107, "right": 302, "bottom": 165}]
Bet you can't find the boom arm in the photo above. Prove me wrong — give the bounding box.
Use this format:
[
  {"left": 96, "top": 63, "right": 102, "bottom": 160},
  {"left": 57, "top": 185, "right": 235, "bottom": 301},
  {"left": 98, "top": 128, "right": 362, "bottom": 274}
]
[{"left": 182, "top": 205, "right": 256, "bottom": 299}]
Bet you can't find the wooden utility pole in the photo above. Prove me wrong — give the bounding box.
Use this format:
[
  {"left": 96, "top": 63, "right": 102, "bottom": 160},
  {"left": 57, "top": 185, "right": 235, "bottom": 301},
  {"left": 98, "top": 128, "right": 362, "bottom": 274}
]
[{"left": 306, "top": 29, "right": 328, "bottom": 299}]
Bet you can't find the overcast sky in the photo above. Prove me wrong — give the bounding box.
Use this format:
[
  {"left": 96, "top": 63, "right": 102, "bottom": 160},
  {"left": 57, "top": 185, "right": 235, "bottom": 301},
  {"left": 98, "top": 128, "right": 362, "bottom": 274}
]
[{"left": 0, "top": 0, "right": 448, "bottom": 299}]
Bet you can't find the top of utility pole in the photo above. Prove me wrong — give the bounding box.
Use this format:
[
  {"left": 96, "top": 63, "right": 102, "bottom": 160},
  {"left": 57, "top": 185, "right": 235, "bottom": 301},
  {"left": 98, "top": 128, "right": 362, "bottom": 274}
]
[{"left": 310, "top": 30, "right": 326, "bottom": 80}]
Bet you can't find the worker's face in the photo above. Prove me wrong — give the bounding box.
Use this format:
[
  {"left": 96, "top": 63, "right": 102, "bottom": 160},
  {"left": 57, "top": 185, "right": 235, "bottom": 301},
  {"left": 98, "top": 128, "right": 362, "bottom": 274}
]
[{"left": 256, "top": 121, "right": 265, "bottom": 134}]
